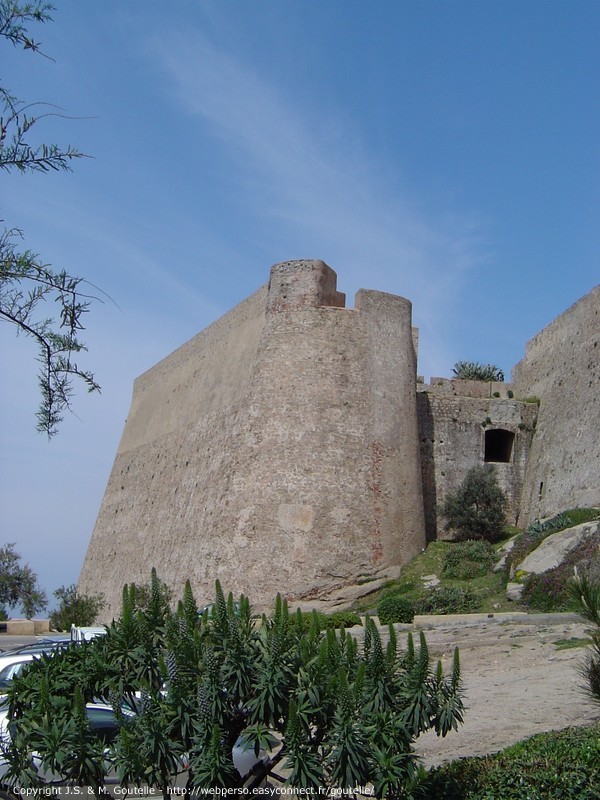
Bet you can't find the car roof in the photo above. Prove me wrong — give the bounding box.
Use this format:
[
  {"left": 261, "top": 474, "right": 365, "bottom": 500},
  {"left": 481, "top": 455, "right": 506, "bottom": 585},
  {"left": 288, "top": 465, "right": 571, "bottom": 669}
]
[
  {"left": 0, "top": 638, "right": 72, "bottom": 656},
  {"left": 0, "top": 653, "right": 37, "bottom": 669}
]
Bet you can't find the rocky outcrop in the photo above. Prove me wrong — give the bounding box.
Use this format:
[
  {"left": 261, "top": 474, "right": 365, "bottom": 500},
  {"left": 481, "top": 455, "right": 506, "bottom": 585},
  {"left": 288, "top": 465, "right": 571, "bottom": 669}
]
[
  {"left": 517, "top": 521, "right": 600, "bottom": 576},
  {"left": 506, "top": 520, "right": 600, "bottom": 601}
]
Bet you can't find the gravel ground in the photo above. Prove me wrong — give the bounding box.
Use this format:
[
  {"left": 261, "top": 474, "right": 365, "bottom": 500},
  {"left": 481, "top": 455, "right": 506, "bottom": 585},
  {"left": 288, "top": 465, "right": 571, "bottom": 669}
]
[{"left": 406, "top": 614, "right": 600, "bottom": 766}]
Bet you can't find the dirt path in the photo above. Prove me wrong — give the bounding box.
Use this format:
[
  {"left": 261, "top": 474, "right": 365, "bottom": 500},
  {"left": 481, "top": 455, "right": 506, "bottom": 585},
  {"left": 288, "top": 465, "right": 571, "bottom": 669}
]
[{"left": 403, "top": 614, "right": 600, "bottom": 766}]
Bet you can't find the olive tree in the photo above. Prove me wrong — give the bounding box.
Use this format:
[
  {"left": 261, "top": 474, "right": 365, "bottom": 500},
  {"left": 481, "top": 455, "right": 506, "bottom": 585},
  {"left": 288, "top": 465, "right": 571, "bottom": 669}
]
[
  {"left": 4, "top": 570, "right": 464, "bottom": 797},
  {"left": 0, "top": 542, "right": 46, "bottom": 619},
  {"left": 442, "top": 464, "right": 507, "bottom": 542},
  {"left": 49, "top": 584, "right": 105, "bottom": 630}
]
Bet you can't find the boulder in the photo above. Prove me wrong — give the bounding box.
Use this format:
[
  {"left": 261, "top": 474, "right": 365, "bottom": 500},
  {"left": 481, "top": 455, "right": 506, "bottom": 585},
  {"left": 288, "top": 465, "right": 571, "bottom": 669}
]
[
  {"left": 517, "top": 521, "right": 599, "bottom": 576},
  {"left": 506, "top": 582, "right": 524, "bottom": 602}
]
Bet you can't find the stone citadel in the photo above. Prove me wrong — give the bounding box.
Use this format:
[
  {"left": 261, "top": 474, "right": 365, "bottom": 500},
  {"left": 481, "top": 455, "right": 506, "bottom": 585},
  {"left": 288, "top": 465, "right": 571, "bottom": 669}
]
[{"left": 78, "top": 261, "right": 600, "bottom": 621}]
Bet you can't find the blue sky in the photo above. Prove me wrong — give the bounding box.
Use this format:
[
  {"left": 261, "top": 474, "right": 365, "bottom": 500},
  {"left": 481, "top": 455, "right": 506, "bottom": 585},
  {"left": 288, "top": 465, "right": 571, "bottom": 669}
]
[{"left": 1, "top": 0, "right": 598, "bottom": 614}]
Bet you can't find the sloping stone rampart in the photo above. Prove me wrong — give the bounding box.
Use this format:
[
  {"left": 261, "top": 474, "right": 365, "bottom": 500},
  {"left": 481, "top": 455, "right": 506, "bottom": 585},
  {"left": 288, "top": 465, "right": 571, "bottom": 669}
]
[
  {"left": 512, "top": 285, "right": 599, "bottom": 523},
  {"left": 79, "top": 260, "right": 425, "bottom": 621}
]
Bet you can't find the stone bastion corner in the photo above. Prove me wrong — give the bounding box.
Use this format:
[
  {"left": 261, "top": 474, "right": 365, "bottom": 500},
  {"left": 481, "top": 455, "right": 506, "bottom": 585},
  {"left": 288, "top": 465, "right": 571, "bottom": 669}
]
[{"left": 78, "top": 259, "right": 426, "bottom": 621}]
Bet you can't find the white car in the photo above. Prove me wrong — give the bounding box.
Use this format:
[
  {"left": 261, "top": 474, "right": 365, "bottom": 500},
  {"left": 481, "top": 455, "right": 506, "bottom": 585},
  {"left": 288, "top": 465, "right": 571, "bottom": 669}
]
[{"left": 0, "top": 654, "right": 38, "bottom": 693}]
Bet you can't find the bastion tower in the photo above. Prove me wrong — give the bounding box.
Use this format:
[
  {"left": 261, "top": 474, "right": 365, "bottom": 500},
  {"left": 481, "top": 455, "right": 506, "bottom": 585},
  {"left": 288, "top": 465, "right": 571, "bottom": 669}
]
[{"left": 79, "top": 260, "right": 426, "bottom": 621}]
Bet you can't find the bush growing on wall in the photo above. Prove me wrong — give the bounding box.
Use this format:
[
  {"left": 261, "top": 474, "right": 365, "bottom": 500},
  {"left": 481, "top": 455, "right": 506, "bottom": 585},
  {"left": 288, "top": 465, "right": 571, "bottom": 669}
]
[
  {"left": 452, "top": 361, "right": 502, "bottom": 381},
  {"left": 4, "top": 570, "right": 464, "bottom": 795},
  {"left": 441, "top": 465, "right": 507, "bottom": 542}
]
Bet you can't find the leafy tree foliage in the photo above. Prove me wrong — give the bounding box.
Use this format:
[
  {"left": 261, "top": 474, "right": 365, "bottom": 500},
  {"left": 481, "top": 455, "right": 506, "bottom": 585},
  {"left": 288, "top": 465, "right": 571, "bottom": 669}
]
[
  {"left": 126, "top": 576, "right": 173, "bottom": 612},
  {"left": 1, "top": 0, "right": 99, "bottom": 436},
  {"left": 49, "top": 584, "right": 105, "bottom": 630},
  {"left": 441, "top": 465, "right": 507, "bottom": 542},
  {"left": 0, "top": 542, "right": 46, "bottom": 618},
  {"left": 452, "top": 361, "right": 503, "bottom": 381},
  {"left": 5, "top": 570, "right": 464, "bottom": 796}
]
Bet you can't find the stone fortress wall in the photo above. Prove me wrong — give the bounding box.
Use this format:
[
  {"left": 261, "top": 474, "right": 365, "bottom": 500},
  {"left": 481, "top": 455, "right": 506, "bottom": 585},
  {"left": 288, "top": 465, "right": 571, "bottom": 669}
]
[
  {"left": 511, "top": 285, "right": 600, "bottom": 524},
  {"left": 79, "top": 261, "right": 426, "bottom": 621},
  {"left": 417, "top": 380, "right": 538, "bottom": 540},
  {"left": 78, "top": 261, "right": 599, "bottom": 621}
]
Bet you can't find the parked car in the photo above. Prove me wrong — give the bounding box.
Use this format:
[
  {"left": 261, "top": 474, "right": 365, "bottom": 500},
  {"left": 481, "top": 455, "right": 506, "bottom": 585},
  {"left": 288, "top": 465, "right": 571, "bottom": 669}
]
[
  {"left": 0, "top": 654, "right": 37, "bottom": 692},
  {"left": 0, "top": 700, "right": 137, "bottom": 797},
  {"left": 0, "top": 696, "right": 265, "bottom": 796},
  {"left": 0, "top": 633, "right": 73, "bottom": 658}
]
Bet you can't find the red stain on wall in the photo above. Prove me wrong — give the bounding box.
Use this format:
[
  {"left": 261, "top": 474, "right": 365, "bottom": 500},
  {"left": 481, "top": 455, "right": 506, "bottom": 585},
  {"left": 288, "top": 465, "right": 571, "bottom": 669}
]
[{"left": 370, "top": 441, "right": 384, "bottom": 564}]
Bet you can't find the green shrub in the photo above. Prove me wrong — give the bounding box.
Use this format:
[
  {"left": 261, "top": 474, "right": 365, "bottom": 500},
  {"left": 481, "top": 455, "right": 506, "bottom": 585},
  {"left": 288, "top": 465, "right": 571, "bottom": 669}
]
[
  {"left": 441, "top": 465, "right": 507, "bottom": 542},
  {"left": 507, "top": 389, "right": 514, "bottom": 398},
  {"left": 563, "top": 507, "right": 600, "bottom": 526},
  {"left": 442, "top": 540, "right": 497, "bottom": 580},
  {"left": 50, "top": 584, "right": 106, "bottom": 630},
  {"left": 321, "top": 610, "right": 362, "bottom": 629},
  {"left": 377, "top": 595, "right": 415, "bottom": 624},
  {"left": 291, "top": 609, "right": 362, "bottom": 633},
  {"left": 414, "top": 587, "right": 479, "bottom": 615},
  {"left": 417, "top": 723, "right": 600, "bottom": 799}
]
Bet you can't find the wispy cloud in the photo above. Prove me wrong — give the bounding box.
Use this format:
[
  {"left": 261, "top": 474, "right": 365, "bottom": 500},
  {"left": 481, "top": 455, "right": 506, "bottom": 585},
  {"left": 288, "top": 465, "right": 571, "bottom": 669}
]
[{"left": 153, "top": 31, "right": 485, "bottom": 375}]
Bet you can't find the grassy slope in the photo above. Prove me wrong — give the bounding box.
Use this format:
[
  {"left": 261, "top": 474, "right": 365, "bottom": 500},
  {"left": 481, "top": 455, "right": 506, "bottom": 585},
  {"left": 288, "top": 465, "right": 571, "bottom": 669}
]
[
  {"left": 353, "top": 540, "right": 517, "bottom": 615},
  {"left": 352, "top": 508, "right": 600, "bottom": 617}
]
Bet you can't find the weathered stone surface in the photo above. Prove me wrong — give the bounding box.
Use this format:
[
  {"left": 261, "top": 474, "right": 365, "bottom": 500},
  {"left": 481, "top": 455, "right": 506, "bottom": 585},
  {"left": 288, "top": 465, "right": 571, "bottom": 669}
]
[
  {"left": 512, "top": 285, "right": 600, "bottom": 525},
  {"left": 79, "top": 261, "right": 426, "bottom": 622},
  {"left": 417, "top": 388, "right": 537, "bottom": 539},
  {"left": 517, "top": 521, "right": 600, "bottom": 576},
  {"left": 494, "top": 536, "right": 517, "bottom": 573},
  {"left": 77, "top": 262, "right": 599, "bottom": 621},
  {"left": 506, "top": 582, "right": 525, "bottom": 601}
]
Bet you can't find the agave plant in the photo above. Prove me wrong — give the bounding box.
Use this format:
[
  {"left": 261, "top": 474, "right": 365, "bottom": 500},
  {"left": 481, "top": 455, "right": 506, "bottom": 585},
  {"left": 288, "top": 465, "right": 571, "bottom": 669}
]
[
  {"left": 569, "top": 571, "right": 600, "bottom": 704},
  {"left": 452, "top": 361, "right": 503, "bottom": 381}
]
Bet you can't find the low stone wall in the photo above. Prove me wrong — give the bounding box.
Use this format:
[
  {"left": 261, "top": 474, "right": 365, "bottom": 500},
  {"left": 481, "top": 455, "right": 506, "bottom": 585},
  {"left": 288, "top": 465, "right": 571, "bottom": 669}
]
[{"left": 0, "top": 619, "right": 50, "bottom": 635}]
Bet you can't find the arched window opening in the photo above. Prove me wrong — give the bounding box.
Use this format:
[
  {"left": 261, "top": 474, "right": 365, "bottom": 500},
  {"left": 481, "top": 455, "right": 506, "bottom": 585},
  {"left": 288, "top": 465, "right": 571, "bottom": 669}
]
[{"left": 484, "top": 428, "right": 515, "bottom": 463}]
